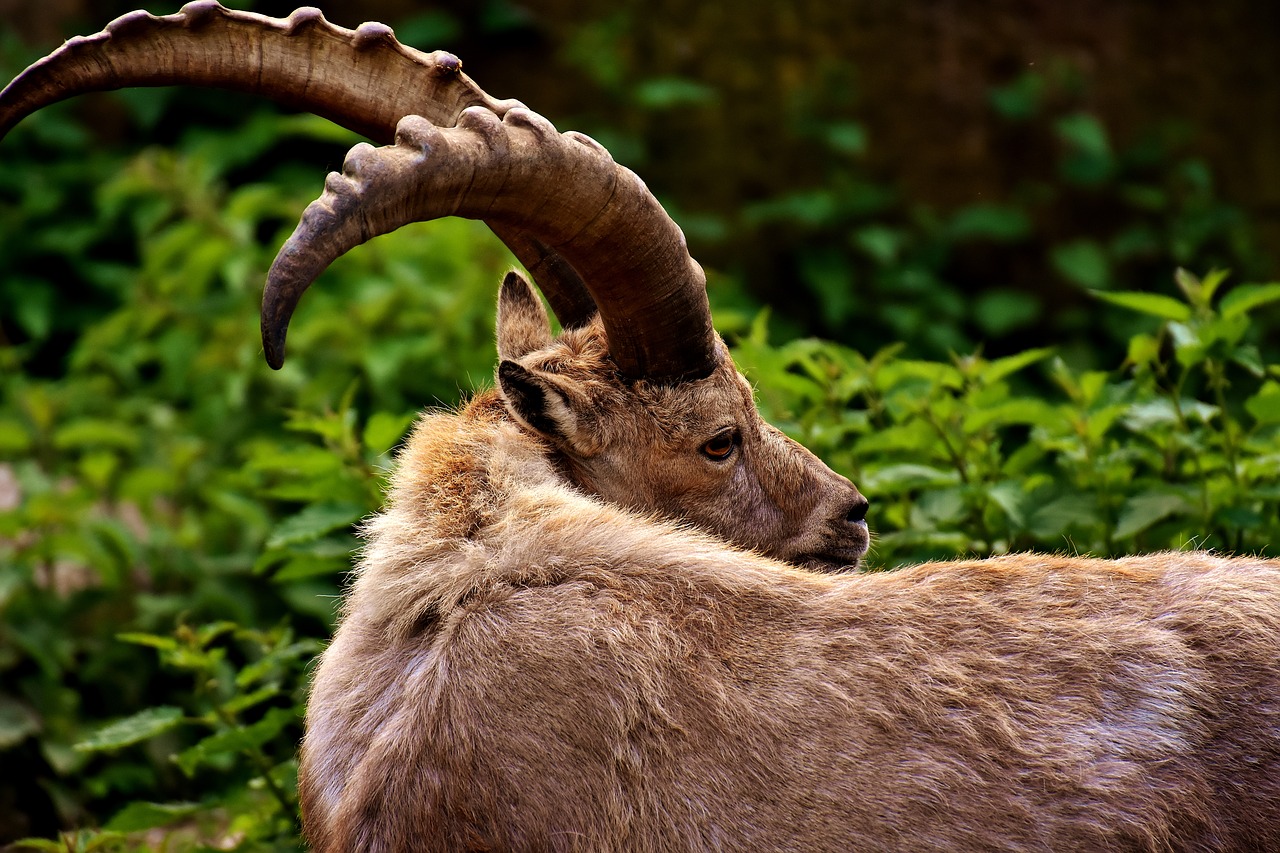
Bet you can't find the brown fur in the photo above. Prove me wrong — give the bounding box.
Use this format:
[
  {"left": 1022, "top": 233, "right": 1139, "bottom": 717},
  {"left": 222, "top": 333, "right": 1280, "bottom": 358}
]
[{"left": 299, "top": 279, "right": 1280, "bottom": 852}]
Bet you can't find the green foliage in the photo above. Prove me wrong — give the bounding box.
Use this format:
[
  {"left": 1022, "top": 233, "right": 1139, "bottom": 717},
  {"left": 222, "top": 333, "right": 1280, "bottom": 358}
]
[{"left": 735, "top": 268, "right": 1280, "bottom": 566}]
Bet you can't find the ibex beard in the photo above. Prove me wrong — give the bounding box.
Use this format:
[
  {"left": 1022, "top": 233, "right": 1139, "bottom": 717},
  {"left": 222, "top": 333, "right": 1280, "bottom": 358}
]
[{"left": 2, "top": 4, "right": 1278, "bottom": 852}]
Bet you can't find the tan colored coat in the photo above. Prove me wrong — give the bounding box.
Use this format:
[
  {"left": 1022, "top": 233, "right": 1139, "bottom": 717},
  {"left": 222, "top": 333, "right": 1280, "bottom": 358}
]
[{"left": 301, "top": 388, "right": 1280, "bottom": 852}]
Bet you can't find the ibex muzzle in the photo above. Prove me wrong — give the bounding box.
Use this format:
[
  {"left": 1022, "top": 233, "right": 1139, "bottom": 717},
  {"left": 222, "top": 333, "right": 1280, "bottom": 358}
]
[{"left": 4, "top": 5, "right": 1278, "bottom": 852}]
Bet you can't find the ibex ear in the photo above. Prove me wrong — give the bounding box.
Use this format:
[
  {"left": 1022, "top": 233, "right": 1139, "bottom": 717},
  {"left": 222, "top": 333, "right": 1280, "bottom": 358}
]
[
  {"left": 497, "top": 270, "right": 553, "bottom": 361},
  {"left": 497, "top": 360, "right": 577, "bottom": 441}
]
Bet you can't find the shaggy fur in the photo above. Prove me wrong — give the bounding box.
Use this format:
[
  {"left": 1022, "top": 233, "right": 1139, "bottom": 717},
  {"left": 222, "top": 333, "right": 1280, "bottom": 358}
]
[{"left": 300, "top": 276, "right": 1280, "bottom": 852}]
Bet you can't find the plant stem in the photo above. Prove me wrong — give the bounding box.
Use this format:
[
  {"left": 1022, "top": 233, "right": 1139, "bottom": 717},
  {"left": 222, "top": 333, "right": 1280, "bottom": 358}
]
[{"left": 214, "top": 705, "right": 296, "bottom": 818}]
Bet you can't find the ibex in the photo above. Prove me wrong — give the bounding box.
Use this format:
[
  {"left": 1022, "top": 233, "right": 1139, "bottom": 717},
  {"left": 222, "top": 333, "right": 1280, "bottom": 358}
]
[{"left": 4, "top": 4, "right": 1279, "bottom": 851}]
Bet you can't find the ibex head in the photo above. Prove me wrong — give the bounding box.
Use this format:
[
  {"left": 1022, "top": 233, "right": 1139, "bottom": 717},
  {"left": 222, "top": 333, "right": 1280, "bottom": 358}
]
[
  {"left": 495, "top": 274, "right": 869, "bottom": 569},
  {"left": 0, "top": 2, "right": 868, "bottom": 569}
]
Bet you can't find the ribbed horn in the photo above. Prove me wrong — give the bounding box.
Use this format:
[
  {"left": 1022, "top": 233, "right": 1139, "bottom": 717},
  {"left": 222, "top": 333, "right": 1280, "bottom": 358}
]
[
  {"left": 262, "top": 108, "right": 719, "bottom": 383},
  {"left": 0, "top": 1, "right": 597, "bottom": 330},
  {"left": 0, "top": 2, "right": 512, "bottom": 143}
]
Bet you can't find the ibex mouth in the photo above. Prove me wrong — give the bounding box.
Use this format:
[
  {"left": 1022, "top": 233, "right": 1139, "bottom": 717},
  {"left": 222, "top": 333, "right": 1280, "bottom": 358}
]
[
  {"left": 815, "top": 516, "right": 872, "bottom": 571},
  {"left": 797, "top": 544, "right": 868, "bottom": 574}
]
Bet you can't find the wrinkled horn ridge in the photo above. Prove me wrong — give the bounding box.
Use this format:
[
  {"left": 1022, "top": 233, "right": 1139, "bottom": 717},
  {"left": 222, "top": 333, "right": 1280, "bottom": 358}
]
[
  {"left": 0, "top": 1, "right": 515, "bottom": 142},
  {"left": 0, "top": 1, "right": 596, "bottom": 344},
  {"left": 264, "top": 108, "right": 719, "bottom": 382}
]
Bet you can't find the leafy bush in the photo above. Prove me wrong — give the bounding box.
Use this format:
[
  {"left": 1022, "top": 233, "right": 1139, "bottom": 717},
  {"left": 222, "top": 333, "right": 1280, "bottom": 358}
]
[{"left": 736, "top": 268, "right": 1280, "bottom": 568}]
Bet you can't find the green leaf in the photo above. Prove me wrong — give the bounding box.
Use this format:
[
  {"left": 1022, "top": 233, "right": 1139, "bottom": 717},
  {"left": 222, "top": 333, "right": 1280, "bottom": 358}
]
[
  {"left": 1126, "top": 333, "right": 1160, "bottom": 367},
  {"left": 1232, "top": 345, "right": 1266, "bottom": 378},
  {"left": 0, "top": 696, "right": 40, "bottom": 749},
  {"left": 964, "top": 399, "right": 1058, "bottom": 432},
  {"left": 6, "top": 839, "right": 67, "bottom": 852},
  {"left": 948, "top": 204, "right": 1032, "bottom": 242},
  {"left": 1245, "top": 382, "right": 1280, "bottom": 425},
  {"left": 852, "top": 226, "right": 905, "bottom": 265},
  {"left": 173, "top": 707, "right": 296, "bottom": 777},
  {"left": 1196, "top": 269, "right": 1230, "bottom": 305},
  {"left": 1122, "top": 398, "right": 1219, "bottom": 431},
  {"left": 1027, "top": 493, "right": 1101, "bottom": 539},
  {"left": 364, "top": 411, "right": 416, "bottom": 455},
  {"left": 271, "top": 554, "right": 351, "bottom": 581},
  {"left": 1219, "top": 282, "right": 1280, "bottom": 319},
  {"left": 1052, "top": 241, "right": 1110, "bottom": 289},
  {"left": 115, "top": 632, "right": 179, "bottom": 651},
  {"left": 75, "top": 706, "right": 184, "bottom": 752},
  {"left": 1167, "top": 320, "right": 1205, "bottom": 367},
  {"left": 266, "top": 502, "right": 365, "bottom": 549},
  {"left": 221, "top": 686, "right": 281, "bottom": 716},
  {"left": 989, "top": 72, "right": 1044, "bottom": 120},
  {"left": 0, "top": 417, "right": 32, "bottom": 454},
  {"left": 1055, "top": 113, "right": 1114, "bottom": 184},
  {"left": 1055, "top": 112, "right": 1110, "bottom": 156},
  {"left": 979, "top": 347, "right": 1054, "bottom": 385},
  {"left": 104, "top": 801, "right": 201, "bottom": 833},
  {"left": 985, "top": 481, "right": 1029, "bottom": 528},
  {"left": 822, "top": 121, "right": 868, "bottom": 156},
  {"left": 633, "top": 77, "right": 716, "bottom": 109},
  {"left": 863, "top": 464, "right": 962, "bottom": 492},
  {"left": 1114, "top": 491, "right": 1190, "bottom": 540},
  {"left": 973, "top": 290, "right": 1040, "bottom": 336},
  {"left": 52, "top": 418, "right": 141, "bottom": 452},
  {"left": 1173, "top": 268, "right": 1203, "bottom": 305},
  {"left": 1092, "top": 290, "right": 1191, "bottom": 322}
]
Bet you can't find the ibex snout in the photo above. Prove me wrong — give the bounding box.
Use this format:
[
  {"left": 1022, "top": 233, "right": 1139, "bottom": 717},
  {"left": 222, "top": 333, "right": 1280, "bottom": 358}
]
[
  {"left": 844, "top": 491, "right": 870, "bottom": 525},
  {"left": 798, "top": 478, "right": 870, "bottom": 572}
]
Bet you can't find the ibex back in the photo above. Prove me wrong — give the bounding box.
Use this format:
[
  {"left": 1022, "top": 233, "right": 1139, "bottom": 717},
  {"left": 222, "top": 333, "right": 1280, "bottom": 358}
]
[{"left": 2, "top": 4, "right": 1277, "bottom": 851}]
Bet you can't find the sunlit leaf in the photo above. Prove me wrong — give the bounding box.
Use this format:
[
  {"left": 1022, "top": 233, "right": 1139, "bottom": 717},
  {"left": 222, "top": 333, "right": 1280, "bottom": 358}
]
[
  {"left": 172, "top": 707, "right": 296, "bottom": 777},
  {"left": 1220, "top": 282, "right": 1280, "bottom": 319},
  {"left": 364, "top": 411, "right": 417, "bottom": 455},
  {"left": 75, "top": 706, "right": 184, "bottom": 752},
  {"left": 1245, "top": 382, "right": 1280, "bottom": 425},
  {"left": 1114, "top": 491, "right": 1191, "bottom": 540},
  {"left": 979, "top": 348, "right": 1054, "bottom": 384},
  {"left": 266, "top": 503, "right": 365, "bottom": 549},
  {"left": 1092, "top": 290, "right": 1191, "bottom": 322},
  {"left": 104, "top": 801, "right": 201, "bottom": 833}
]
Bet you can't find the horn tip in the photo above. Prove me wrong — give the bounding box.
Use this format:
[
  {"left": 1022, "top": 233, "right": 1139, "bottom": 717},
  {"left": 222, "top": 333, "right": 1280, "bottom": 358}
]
[{"left": 262, "top": 324, "right": 287, "bottom": 370}]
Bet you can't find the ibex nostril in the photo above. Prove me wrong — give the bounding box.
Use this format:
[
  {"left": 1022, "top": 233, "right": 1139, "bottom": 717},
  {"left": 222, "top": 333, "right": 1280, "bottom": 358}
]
[{"left": 846, "top": 496, "right": 869, "bottom": 524}]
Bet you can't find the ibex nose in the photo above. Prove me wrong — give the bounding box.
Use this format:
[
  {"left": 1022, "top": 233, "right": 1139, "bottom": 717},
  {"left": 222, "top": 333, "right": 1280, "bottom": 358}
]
[{"left": 845, "top": 494, "right": 869, "bottom": 525}]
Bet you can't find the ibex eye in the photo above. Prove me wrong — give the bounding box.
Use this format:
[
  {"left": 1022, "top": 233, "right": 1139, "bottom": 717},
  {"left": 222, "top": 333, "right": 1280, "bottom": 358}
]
[{"left": 701, "top": 430, "right": 737, "bottom": 461}]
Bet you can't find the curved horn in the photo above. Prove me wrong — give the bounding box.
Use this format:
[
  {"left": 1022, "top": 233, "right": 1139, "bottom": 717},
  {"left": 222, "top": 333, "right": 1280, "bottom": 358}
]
[
  {"left": 0, "top": 1, "right": 597, "bottom": 329},
  {"left": 0, "top": 3, "right": 512, "bottom": 142},
  {"left": 263, "top": 108, "right": 719, "bottom": 383}
]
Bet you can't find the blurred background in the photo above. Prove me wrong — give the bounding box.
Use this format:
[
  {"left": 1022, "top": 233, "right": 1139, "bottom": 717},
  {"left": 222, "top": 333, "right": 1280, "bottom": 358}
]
[{"left": 1, "top": 1, "right": 1277, "bottom": 848}]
